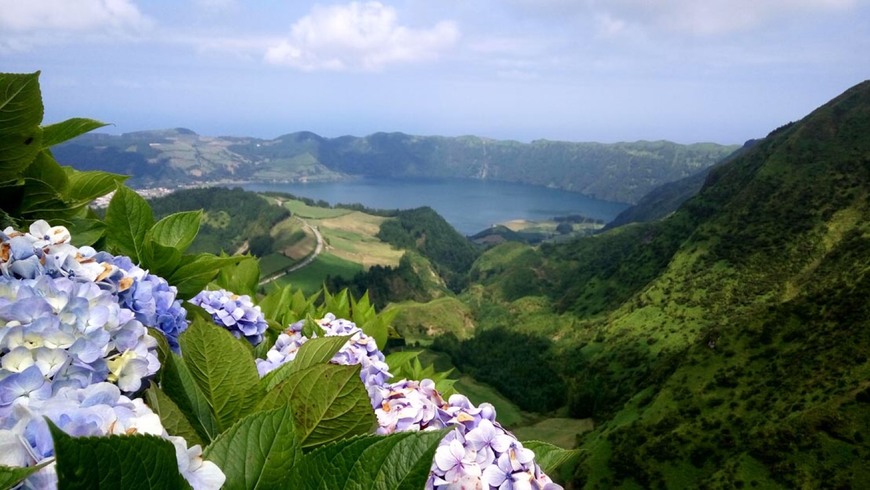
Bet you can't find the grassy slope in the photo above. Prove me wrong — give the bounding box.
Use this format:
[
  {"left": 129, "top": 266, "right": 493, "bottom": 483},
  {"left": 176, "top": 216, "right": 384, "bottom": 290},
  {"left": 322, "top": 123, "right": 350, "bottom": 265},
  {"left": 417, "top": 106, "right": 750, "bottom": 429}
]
[{"left": 573, "top": 83, "right": 870, "bottom": 488}]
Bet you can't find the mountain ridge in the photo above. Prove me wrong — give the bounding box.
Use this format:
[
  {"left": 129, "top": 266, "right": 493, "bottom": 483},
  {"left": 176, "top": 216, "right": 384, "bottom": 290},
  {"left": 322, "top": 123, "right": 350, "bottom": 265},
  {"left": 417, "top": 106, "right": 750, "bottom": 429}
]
[{"left": 52, "top": 129, "right": 740, "bottom": 204}]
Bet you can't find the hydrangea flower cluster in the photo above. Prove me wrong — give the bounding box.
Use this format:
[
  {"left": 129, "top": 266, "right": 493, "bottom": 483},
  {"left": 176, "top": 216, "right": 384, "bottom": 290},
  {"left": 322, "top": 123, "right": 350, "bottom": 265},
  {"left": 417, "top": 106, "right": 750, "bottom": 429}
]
[
  {"left": 190, "top": 289, "right": 268, "bottom": 345},
  {"left": 0, "top": 221, "right": 189, "bottom": 351},
  {"left": 0, "top": 381, "right": 225, "bottom": 489},
  {"left": 256, "top": 313, "right": 391, "bottom": 397},
  {"left": 261, "top": 314, "right": 561, "bottom": 490},
  {"left": 1, "top": 221, "right": 223, "bottom": 489},
  {"left": 0, "top": 276, "right": 159, "bottom": 400}
]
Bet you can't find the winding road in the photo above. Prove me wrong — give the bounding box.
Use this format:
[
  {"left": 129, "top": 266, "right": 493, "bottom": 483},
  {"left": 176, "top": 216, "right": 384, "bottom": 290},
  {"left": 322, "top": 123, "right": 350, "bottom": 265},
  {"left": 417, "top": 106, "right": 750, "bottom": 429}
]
[{"left": 258, "top": 217, "right": 324, "bottom": 286}]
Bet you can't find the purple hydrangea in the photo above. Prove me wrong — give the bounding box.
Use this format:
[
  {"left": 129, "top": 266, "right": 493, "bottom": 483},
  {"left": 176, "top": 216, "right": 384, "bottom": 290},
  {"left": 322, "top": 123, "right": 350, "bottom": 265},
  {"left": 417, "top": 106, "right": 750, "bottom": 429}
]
[
  {"left": 190, "top": 289, "right": 268, "bottom": 346},
  {"left": 255, "top": 313, "right": 561, "bottom": 489},
  {"left": 256, "top": 313, "right": 391, "bottom": 396},
  {"left": 0, "top": 381, "right": 225, "bottom": 489}
]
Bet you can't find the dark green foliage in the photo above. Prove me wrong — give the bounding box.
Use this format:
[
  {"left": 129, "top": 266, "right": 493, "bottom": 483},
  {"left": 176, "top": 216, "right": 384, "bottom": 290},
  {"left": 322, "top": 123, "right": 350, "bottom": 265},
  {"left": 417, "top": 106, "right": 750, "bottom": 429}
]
[
  {"left": 327, "top": 254, "right": 431, "bottom": 309},
  {"left": 149, "top": 187, "right": 289, "bottom": 254},
  {"left": 432, "top": 328, "right": 566, "bottom": 412},
  {"left": 377, "top": 207, "right": 480, "bottom": 291}
]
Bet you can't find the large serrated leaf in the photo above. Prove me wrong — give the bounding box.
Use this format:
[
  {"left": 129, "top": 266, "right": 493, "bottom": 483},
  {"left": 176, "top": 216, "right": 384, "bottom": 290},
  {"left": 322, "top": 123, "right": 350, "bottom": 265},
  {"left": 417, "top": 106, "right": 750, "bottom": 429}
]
[
  {"left": 521, "top": 440, "right": 581, "bottom": 476},
  {"left": 105, "top": 186, "right": 154, "bottom": 263},
  {"left": 260, "top": 335, "right": 351, "bottom": 392},
  {"left": 41, "top": 117, "right": 107, "bottom": 147},
  {"left": 168, "top": 253, "right": 245, "bottom": 299},
  {"left": 0, "top": 128, "right": 43, "bottom": 182},
  {"left": 143, "top": 240, "right": 182, "bottom": 279},
  {"left": 0, "top": 462, "right": 51, "bottom": 490},
  {"left": 160, "top": 351, "right": 220, "bottom": 444},
  {"left": 145, "top": 384, "right": 204, "bottom": 448},
  {"left": 0, "top": 72, "right": 43, "bottom": 180},
  {"left": 48, "top": 420, "right": 192, "bottom": 490},
  {"left": 179, "top": 317, "right": 261, "bottom": 432},
  {"left": 0, "top": 72, "right": 43, "bottom": 132},
  {"left": 287, "top": 430, "right": 448, "bottom": 490},
  {"left": 203, "top": 406, "right": 302, "bottom": 490},
  {"left": 257, "top": 363, "right": 374, "bottom": 449},
  {"left": 147, "top": 210, "right": 202, "bottom": 253},
  {"left": 67, "top": 217, "right": 107, "bottom": 247},
  {"left": 65, "top": 170, "right": 126, "bottom": 205},
  {"left": 22, "top": 150, "right": 69, "bottom": 194}
]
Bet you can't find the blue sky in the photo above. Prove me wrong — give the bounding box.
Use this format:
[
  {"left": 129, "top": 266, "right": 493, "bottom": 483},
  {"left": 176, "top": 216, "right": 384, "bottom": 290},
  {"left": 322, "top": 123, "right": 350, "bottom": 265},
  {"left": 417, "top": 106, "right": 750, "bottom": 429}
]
[{"left": 2, "top": 0, "right": 868, "bottom": 144}]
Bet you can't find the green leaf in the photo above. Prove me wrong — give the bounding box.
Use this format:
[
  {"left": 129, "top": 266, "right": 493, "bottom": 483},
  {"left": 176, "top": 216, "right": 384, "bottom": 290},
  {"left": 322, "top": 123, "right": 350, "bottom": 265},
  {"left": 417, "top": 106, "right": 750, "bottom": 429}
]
[
  {"left": 105, "top": 186, "right": 153, "bottom": 262},
  {"left": 148, "top": 210, "right": 201, "bottom": 253},
  {"left": 67, "top": 218, "right": 107, "bottom": 247},
  {"left": 17, "top": 176, "right": 67, "bottom": 217},
  {"left": 0, "top": 128, "right": 42, "bottom": 181},
  {"left": 179, "top": 317, "right": 261, "bottom": 432},
  {"left": 0, "top": 72, "right": 43, "bottom": 180},
  {"left": 0, "top": 72, "right": 43, "bottom": 132},
  {"left": 142, "top": 240, "right": 182, "bottom": 279},
  {"left": 321, "top": 288, "right": 350, "bottom": 318},
  {"left": 287, "top": 430, "right": 449, "bottom": 490},
  {"left": 215, "top": 255, "right": 260, "bottom": 297},
  {"left": 257, "top": 364, "right": 374, "bottom": 449},
  {"left": 203, "top": 406, "right": 302, "bottom": 490},
  {"left": 65, "top": 170, "right": 126, "bottom": 205},
  {"left": 521, "top": 440, "right": 582, "bottom": 475},
  {"left": 0, "top": 462, "right": 51, "bottom": 490},
  {"left": 383, "top": 350, "right": 422, "bottom": 373},
  {"left": 260, "top": 335, "right": 351, "bottom": 392},
  {"left": 22, "top": 150, "right": 69, "bottom": 194},
  {"left": 259, "top": 285, "right": 311, "bottom": 326},
  {"left": 168, "top": 253, "right": 245, "bottom": 299},
  {"left": 49, "top": 419, "right": 192, "bottom": 490},
  {"left": 301, "top": 314, "right": 325, "bottom": 339},
  {"left": 160, "top": 351, "right": 220, "bottom": 444},
  {"left": 41, "top": 117, "right": 107, "bottom": 147},
  {"left": 145, "top": 384, "right": 205, "bottom": 448}
]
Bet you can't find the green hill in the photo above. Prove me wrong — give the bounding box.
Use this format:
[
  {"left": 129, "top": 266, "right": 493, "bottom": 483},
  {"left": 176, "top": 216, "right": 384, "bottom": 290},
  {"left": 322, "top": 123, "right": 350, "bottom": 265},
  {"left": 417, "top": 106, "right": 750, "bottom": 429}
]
[
  {"left": 53, "top": 130, "right": 738, "bottom": 204},
  {"left": 452, "top": 80, "right": 870, "bottom": 488}
]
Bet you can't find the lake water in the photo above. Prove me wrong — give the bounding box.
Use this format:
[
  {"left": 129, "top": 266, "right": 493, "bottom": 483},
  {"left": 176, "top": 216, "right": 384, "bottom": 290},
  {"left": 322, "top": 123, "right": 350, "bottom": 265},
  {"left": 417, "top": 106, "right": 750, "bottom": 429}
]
[{"left": 239, "top": 178, "right": 629, "bottom": 236}]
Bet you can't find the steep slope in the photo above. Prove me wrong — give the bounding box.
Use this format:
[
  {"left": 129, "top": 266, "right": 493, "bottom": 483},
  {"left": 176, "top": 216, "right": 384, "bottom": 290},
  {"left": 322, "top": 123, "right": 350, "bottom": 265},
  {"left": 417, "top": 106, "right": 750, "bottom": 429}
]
[
  {"left": 602, "top": 140, "right": 757, "bottom": 229},
  {"left": 564, "top": 80, "right": 870, "bottom": 488},
  {"left": 462, "top": 80, "right": 870, "bottom": 488}
]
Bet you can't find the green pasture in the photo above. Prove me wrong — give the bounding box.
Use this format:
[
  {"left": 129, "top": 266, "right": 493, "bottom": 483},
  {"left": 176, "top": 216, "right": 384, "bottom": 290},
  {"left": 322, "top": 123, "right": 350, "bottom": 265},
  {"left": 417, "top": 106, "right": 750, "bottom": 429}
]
[{"left": 275, "top": 253, "right": 363, "bottom": 295}]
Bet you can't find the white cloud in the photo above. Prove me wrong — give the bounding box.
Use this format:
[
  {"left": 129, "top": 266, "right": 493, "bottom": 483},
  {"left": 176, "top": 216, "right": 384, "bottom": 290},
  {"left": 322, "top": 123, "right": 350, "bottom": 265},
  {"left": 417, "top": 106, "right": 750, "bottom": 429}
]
[
  {"left": 265, "top": 2, "right": 460, "bottom": 71},
  {"left": 591, "top": 0, "right": 857, "bottom": 36},
  {"left": 0, "top": 0, "right": 150, "bottom": 32}
]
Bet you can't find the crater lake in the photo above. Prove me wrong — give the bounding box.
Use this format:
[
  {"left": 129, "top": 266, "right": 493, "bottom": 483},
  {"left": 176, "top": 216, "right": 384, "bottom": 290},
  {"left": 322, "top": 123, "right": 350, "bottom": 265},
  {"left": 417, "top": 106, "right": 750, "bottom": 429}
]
[{"left": 239, "top": 177, "right": 630, "bottom": 236}]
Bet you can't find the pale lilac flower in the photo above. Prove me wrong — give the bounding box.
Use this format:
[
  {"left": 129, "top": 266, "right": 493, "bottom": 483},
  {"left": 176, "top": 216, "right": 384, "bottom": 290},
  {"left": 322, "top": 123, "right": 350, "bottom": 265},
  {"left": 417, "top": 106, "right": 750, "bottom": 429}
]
[{"left": 433, "top": 432, "right": 483, "bottom": 485}]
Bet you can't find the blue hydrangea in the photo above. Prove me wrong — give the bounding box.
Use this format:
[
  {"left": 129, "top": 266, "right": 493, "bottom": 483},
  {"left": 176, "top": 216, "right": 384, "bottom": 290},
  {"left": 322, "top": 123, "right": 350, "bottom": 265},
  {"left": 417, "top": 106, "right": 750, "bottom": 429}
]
[
  {"left": 0, "top": 276, "right": 160, "bottom": 405},
  {"left": 190, "top": 289, "right": 268, "bottom": 345},
  {"left": 0, "top": 221, "right": 189, "bottom": 352},
  {"left": 0, "top": 381, "right": 225, "bottom": 489}
]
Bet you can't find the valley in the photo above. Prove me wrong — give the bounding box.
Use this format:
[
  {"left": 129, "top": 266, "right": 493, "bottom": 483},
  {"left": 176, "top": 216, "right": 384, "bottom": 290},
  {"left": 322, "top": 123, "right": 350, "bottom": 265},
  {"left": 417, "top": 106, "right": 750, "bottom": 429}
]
[{"left": 113, "top": 81, "right": 870, "bottom": 488}]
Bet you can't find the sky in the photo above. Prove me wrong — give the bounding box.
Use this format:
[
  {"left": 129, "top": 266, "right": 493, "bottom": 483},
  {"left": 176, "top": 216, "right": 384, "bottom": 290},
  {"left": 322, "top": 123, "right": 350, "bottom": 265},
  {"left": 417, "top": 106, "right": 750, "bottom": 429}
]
[{"left": 1, "top": 0, "right": 868, "bottom": 144}]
